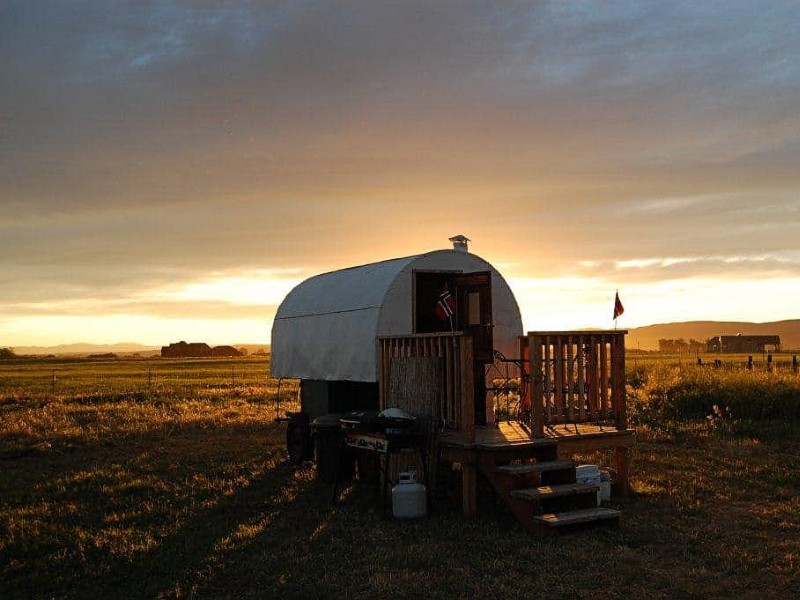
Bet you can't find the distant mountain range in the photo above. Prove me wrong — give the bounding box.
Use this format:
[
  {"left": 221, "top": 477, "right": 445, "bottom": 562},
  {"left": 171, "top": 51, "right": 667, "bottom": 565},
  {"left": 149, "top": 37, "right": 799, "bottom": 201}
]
[
  {"left": 10, "top": 343, "right": 161, "bottom": 356},
  {"left": 8, "top": 343, "right": 270, "bottom": 356},
  {"left": 628, "top": 319, "right": 800, "bottom": 351}
]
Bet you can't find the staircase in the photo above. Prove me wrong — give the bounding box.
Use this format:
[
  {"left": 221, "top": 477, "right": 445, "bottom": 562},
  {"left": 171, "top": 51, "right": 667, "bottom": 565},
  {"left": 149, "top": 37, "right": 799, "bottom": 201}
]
[{"left": 477, "top": 441, "right": 621, "bottom": 533}]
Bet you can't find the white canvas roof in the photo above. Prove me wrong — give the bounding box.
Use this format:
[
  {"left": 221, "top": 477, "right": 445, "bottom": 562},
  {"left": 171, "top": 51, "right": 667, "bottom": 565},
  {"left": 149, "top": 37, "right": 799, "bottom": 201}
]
[{"left": 271, "top": 249, "right": 523, "bottom": 382}]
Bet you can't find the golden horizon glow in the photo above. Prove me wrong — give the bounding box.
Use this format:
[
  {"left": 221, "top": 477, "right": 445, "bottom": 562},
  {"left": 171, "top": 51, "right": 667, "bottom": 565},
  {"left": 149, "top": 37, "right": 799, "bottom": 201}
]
[{"left": 3, "top": 267, "right": 800, "bottom": 348}]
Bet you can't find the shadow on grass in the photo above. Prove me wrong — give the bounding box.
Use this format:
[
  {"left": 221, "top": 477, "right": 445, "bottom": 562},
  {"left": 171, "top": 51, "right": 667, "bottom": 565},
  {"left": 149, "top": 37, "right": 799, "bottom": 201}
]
[
  {"left": 68, "top": 458, "right": 327, "bottom": 599},
  {"left": 1, "top": 421, "right": 332, "bottom": 599},
  {"left": 4, "top": 422, "right": 799, "bottom": 599}
]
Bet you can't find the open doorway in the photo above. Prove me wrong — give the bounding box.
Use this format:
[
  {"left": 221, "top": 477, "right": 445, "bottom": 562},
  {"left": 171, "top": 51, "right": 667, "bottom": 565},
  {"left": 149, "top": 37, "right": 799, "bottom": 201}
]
[{"left": 413, "top": 270, "right": 494, "bottom": 425}]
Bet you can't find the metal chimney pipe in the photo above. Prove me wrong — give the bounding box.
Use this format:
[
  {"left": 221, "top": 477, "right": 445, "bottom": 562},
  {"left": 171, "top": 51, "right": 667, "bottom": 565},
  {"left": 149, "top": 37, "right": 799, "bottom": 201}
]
[{"left": 449, "top": 234, "right": 470, "bottom": 253}]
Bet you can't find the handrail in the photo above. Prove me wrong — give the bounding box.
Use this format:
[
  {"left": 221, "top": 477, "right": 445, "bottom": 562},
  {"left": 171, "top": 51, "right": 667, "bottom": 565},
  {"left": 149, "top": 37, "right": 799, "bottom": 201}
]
[
  {"left": 377, "top": 332, "right": 475, "bottom": 439},
  {"left": 376, "top": 330, "right": 627, "bottom": 442},
  {"left": 525, "top": 331, "right": 628, "bottom": 437}
]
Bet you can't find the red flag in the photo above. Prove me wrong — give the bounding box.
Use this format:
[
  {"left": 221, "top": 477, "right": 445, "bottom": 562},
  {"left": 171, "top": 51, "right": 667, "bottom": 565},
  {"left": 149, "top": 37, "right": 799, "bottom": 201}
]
[
  {"left": 613, "top": 291, "right": 624, "bottom": 320},
  {"left": 435, "top": 285, "right": 456, "bottom": 320}
]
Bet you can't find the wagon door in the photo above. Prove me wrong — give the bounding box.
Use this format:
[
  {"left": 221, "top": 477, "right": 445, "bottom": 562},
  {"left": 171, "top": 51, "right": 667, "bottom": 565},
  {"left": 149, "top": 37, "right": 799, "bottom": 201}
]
[
  {"left": 455, "top": 272, "right": 493, "bottom": 425},
  {"left": 454, "top": 272, "right": 493, "bottom": 362}
]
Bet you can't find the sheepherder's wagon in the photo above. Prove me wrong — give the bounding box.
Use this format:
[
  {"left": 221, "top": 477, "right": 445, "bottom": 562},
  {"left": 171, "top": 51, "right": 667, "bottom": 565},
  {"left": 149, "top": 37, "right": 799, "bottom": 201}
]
[{"left": 272, "top": 237, "right": 633, "bottom": 532}]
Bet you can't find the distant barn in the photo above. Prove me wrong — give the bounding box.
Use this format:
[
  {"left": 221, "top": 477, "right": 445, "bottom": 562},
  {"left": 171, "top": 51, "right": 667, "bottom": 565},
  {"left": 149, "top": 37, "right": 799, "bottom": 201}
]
[
  {"left": 161, "top": 342, "right": 242, "bottom": 358},
  {"left": 706, "top": 334, "right": 781, "bottom": 353}
]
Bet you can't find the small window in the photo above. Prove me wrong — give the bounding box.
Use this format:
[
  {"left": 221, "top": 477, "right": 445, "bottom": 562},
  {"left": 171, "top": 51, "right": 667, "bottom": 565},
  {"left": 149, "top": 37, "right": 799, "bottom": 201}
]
[{"left": 467, "top": 291, "right": 481, "bottom": 325}]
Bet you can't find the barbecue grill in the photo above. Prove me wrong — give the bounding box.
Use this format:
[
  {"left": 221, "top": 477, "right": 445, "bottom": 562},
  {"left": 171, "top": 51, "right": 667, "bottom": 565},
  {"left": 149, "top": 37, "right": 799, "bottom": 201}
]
[{"left": 331, "top": 408, "right": 431, "bottom": 507}]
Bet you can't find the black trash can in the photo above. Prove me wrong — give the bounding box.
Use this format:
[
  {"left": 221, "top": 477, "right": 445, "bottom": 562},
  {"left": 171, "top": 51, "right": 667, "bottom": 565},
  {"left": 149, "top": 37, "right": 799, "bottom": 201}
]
[
  {"left": 311, "top": 414, "right": 352, "bottom": 483},
  {"left": 285, "top": 412, "right": 313, "bottom": 465}
]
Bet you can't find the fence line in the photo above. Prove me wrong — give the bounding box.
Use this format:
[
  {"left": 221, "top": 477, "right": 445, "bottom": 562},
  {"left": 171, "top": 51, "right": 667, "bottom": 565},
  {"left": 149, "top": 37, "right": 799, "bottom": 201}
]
[{"left": 693, "top": 354, "right": 799, "bottom": 373}]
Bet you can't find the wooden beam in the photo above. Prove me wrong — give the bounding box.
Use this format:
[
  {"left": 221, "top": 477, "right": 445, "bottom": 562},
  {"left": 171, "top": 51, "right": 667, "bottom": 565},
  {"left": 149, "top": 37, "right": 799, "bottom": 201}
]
[
  {"left": 552, "top": 338, "right": 562, "bottom": 424},
  {"left": 530, "top": 334, "right": 544, "bottom": 437},
  {"left": 600, "top": 337, "right": 609, "bottom": 421},
  {"left": 614, "top": 446, "right": 631, "bottom": 498},
  {"left": 543, "top": 336, "right": 551, "bottom": 427},
  {"left": 588, "top": 337, "right": 600, "bottom": 420},
  {"left": 462, "top": 458, "right": 477, "bottom": 519},
  {"left": 577, "top": 335, "right": 586, "bottom": 423},
  {"left": 460, "top": 335, "right": 475, "bottom": 443},
  {"left": 612, "top": 333, "right": 628, "bottom": 431},
  {"left": 566, "top": 336, "right": 575, "bottom": 422}
]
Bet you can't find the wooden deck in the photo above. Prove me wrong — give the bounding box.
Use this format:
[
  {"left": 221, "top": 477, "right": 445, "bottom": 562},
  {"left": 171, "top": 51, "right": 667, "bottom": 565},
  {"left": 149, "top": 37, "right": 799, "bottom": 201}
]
[
  {"left": 439, "top": 421, "right": 634, "bottom": 450},
  {"left": 437, "top": 421, "right": 634, "bottom": 519},
  {"left": 377, "top": 330, "right": 633, "bottom": 527}
]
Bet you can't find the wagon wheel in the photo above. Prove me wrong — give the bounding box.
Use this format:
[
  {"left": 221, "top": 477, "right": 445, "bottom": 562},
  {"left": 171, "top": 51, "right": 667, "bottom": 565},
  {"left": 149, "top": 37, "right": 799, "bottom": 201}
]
[{"left": 285, "top": 412, "right": 313, "bottom": 464}]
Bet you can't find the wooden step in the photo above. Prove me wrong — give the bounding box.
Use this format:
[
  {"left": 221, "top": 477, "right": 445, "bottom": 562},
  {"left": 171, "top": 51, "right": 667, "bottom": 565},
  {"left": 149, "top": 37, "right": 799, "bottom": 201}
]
[
  {"left": 510, "top": 482, "right": 598, "bottom": 501},
  {"left": 474, "top": 440, "right": 559, "bottom": 463},
  {"left": 533, "top": 507, "right": 621, "bottom": 528},
  {"left": 493, "top": 460, "right": 576, "bottom": 476}
]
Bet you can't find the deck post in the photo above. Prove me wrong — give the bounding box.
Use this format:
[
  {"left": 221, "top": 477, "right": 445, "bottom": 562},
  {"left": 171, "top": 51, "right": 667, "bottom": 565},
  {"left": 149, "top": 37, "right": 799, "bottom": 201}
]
[
  {"left": 378, "top": 338, "right": 389, "bottom": 410},
  {"left": 529, "top": 334, "right": 544, "bottom": 437},
  {"left": 612, "top": 332, "right": 627, "bottom": 430},
  {"left": 614, "top": 446, "right": 630, "bottom": 498},
  {"left": 460, "top": 335, "right": 475, "bottom": 443},
  {"left": 461, "top": 451, "right": 477, "bottom": 518}
]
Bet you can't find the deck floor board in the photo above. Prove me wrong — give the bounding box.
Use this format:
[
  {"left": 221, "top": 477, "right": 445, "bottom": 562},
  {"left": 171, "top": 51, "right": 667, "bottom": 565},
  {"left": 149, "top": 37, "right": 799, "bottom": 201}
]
[
  {"left": 511, "top": 482, "right": 599, "bottom": 501},
  {"left": 438, "top": 421, "right": 634, "bottom": 449}
]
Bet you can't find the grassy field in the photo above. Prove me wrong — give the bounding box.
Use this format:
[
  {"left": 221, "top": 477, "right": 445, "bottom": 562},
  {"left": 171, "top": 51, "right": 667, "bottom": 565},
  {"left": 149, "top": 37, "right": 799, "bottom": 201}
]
[{"left": 1, "top": 356, "right": 798, "bottom": 598}]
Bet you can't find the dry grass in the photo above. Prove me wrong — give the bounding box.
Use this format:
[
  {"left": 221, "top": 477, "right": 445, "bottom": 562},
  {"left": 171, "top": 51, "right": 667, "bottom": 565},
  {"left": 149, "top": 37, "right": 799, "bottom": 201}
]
[{"left": 1, "top": 357, "right": 798, "bottom": 598}]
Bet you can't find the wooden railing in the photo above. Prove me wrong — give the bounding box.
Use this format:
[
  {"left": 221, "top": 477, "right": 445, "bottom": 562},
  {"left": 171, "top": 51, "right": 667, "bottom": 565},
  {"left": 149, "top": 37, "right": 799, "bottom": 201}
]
[
  {"left": 523, "top": 331, "right": 628, "bottom": 437},
  {"left": 377, "top": 332, "right": 474, "bottom": 440}
]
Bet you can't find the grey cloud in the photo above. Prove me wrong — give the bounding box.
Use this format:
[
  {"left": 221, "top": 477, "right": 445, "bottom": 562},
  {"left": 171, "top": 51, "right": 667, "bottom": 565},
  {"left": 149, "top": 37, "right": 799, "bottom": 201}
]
[
  {"left": 3, "top": 1, "right": 800, "bottom": 315},
  {"left": 574, "top": 255, "right": 800, "bottom": 285}
]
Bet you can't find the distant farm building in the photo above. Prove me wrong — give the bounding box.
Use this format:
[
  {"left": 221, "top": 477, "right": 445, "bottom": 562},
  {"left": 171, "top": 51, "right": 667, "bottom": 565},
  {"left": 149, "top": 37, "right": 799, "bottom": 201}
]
[
  {"left": 209, "top": 345, "right": 242, "bottom": 357},
  {"left": 706, "top": 334, "right": 781, "bottom": 354},
  {"left": 161, "top": 342, "right": 242, "bottom": 358}
]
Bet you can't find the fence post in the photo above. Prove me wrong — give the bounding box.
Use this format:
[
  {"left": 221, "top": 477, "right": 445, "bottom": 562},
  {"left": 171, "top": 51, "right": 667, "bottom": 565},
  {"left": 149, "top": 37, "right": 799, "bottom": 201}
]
[
  {"left": 767, "top": 354, "right": 773, "bottom": 372},
  {"left": 793, "top": 355, "right": 798, "bottom": 374},
  {"left": 747, "top": 356, "right": 753, "bottom": 371}
]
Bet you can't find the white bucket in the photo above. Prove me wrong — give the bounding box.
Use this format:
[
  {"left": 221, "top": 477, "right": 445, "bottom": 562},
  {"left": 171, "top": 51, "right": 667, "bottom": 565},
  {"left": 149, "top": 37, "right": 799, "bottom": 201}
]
[
  {"left": 576, "top": 464, "right": 602, "bottom": 506},
  {"left": 599, "top": 481, "right": 612, "bottom": 504},
  {"left": 599, "top": 470, "right": 612, "bottom": 503}
]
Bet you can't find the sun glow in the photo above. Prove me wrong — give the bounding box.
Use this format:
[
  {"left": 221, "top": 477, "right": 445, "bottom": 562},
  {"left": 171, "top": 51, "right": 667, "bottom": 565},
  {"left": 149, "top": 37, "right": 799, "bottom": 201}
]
[
  {"left": 149, "top": 269, "right": 307, "bottom": 307},
  {"left": 510, "top": 275, "right": 800, "bottom": 333},
  {"left": 0, "top": 269, "right": 310, "bottom": 347},
  {"left": 0, "top": 315, "right": 273, "bottom": 347}
]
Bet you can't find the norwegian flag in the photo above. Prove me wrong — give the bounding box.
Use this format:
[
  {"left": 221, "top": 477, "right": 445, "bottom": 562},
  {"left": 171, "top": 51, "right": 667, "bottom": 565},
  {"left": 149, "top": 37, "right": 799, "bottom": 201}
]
[
  {"left": 613, "top": 291, "right": 625, "bottom": 320},
  {"left": 435, "top": 285, "right": 456, "bottom": 321}
]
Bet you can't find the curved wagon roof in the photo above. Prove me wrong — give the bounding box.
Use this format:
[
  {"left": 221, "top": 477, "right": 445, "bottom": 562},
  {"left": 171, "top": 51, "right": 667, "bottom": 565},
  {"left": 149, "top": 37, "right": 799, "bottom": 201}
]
[{"left": 271, "top": 249, "right": 523, "bottom": 382}]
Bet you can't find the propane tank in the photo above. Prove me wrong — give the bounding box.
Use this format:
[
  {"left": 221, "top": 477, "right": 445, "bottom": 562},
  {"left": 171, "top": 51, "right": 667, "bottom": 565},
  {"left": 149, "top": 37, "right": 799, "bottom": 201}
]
[{"left": 392, "top": 471, "right": 427, "bottom": 519}]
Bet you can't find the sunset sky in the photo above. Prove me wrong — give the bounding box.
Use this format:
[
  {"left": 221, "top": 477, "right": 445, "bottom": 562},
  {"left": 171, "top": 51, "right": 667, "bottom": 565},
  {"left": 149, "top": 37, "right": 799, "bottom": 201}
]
[{"left": 2, "top": 1, "right": 800, "bottom": 347}]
